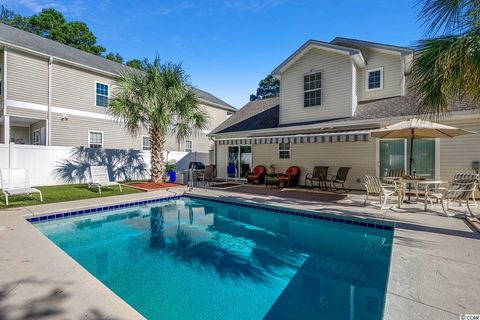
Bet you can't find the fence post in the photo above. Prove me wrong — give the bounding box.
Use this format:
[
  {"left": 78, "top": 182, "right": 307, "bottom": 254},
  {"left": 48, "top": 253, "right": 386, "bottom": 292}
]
[{"left": 8, "top": 142, "right": 15, "bottom": 169}]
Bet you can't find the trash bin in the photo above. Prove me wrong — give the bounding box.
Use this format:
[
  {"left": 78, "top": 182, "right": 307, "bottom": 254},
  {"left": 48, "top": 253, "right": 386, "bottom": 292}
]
[{"left": 169, "top": 170, "right": 176, "bottom": 183}]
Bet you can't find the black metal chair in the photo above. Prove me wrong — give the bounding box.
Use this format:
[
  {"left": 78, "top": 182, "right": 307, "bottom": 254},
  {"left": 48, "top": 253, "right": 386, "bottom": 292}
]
[
  {"left": 305, "top": 166, "right": 329, "bottom": 190},
  {"left": 329, "top": 167, "right": 351, "bottom": 193}
]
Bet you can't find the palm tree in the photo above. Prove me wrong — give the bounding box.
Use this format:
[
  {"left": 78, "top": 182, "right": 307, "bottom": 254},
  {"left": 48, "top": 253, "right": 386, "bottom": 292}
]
[
  {"left": 411, "top": 0, "right": 480, "bottom": 116},
  {"left": 110, "top": 57, "right": 208, "bottom": 182}
]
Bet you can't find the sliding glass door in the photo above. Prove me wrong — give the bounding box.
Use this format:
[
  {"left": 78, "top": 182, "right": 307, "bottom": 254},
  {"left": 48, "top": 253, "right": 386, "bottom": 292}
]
[
  {"left": 379, "top": 139, "right": 436, "bottom": 179},
  {"left": 227, "top": 145, "right": 252, "bottom": 179}
]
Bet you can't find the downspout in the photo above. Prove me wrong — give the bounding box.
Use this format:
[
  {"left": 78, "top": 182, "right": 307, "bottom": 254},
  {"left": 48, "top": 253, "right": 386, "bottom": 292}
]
[{"left": 47, "top": 56, "right": 53, "bottom": 146}]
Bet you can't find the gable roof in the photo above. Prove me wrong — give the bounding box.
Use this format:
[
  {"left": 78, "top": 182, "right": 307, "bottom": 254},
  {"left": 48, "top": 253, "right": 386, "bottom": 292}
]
[
  {"left": 330, "top": 37, "right": 413, "bottom": 56},
  {"left": 210, "top": 97, "right": 279, "bottom": 134},
  {"left": 210, "top": 94, "right": 479, "bottom": 137},
  {"left": 271, "top": 40, "right": 366, "bottom": 76},
  {"left": 0, "top": 23, "right": 235, "bottom": 112}
]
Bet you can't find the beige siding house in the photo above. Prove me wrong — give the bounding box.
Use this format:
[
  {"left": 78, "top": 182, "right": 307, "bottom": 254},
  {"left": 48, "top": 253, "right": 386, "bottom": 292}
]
[
  {"left": 210, "top": 38, "right": 479, "bottom": 190},
  {"left": 0, "top": 23, "right": 235, "bottom": 153}
]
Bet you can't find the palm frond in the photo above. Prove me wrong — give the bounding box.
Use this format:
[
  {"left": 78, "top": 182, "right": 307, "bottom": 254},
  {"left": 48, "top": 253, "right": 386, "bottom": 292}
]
[
  {"left": 411, "top": 30, "right": 480, "bottom": 118},
  {"left": 416, "top": 0, "right": 478, "bottom": 36}
]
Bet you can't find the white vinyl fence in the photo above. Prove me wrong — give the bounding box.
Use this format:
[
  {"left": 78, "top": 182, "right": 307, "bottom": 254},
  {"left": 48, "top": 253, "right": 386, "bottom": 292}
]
[{"left": 0, "top": 143, "right": 207, "bottom": 186}]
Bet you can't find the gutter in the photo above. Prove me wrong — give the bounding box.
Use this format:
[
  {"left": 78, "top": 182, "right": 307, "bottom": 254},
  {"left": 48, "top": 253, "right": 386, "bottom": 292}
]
[{"left": 0, "top": 40, "right": 119, "bottom": 78}]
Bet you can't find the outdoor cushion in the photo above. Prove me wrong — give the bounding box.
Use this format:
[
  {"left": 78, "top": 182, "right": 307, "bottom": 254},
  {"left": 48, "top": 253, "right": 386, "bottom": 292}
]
[
  {"left": 247, "top": 165, "right": 266, "bottom": 183},
  {"left": 278, "top": 166, "right": 301, "bottom": 187}
]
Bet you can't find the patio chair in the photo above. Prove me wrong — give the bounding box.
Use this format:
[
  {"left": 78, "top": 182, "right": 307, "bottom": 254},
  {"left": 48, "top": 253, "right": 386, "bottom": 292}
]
[
  {"left": 453, "top": 173, "right": 479, "bottom": 206},
  {"left": 0, "top": 168, "right": 43, "bottom": 206},
  {"left": 247, "top": 165, "right": 266, "bottom": 184},
  {"left": 88, "top": 166, "right": 122, "bottom": 194},
  {"left": 425, "top": 178, "right": 478, "bottom": 216},
  {"left": 305, "top": 166, "right": 329, "bottom": 190},
  {"left": 329, "top": 167, "right": 351, "bottom": 193},
  {"left": 199, "top": 165, "right": 216, "bottom": 185},
  {"left": 383, "top": 168, "right": 405, "bottom": 185},
  {"left": 278, "top": 166, "right": 301, "bottom": 188},
  {"left": 364, "top": 175, "right": 401, "bottom": 210}
]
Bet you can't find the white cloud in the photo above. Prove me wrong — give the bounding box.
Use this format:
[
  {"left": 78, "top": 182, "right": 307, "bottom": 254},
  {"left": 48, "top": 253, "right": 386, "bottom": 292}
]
[
  {"left": 4, "top": 0, "right": 67, "bottom": 13},
  {"left": 155, "top": 0, "right": 283, "bottom": 16}
]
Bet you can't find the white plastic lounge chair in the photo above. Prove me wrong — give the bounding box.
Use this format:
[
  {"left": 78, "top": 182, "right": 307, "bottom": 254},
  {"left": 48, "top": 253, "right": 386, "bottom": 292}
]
[
  {"left": 0, "top": 168, "right": 43, "bottom": 205},
  {"left": 364, "top": 175, "right": 402, "bottom": 210},
  {"left": 88, "top": 166, "right": 122, "bottom": 194},
  {"left": 425, "top": 179, "right": 478, "bottom": 216}
]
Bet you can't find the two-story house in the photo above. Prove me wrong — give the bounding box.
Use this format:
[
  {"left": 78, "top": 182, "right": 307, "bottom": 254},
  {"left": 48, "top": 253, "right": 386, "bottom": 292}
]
[
  {"left": 0, "top": 23, "right": 236, "bottom": 155},
  {"left": 210, "top": 38, "right": 480, "bottom": 190}
]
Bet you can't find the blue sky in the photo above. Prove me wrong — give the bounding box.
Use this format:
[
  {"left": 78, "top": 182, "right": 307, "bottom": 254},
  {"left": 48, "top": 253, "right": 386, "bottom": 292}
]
[{"left": 5, "top": 0, "right": 424, "bottom": 108}]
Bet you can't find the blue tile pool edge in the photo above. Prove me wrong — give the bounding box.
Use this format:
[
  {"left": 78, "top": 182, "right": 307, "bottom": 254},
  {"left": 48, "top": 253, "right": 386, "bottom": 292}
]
[
  {"left": 26, "top": 195, "right": 184, "bottom": 223},
  {"left": 187, "top": 194, "right": 393, "bottom": 232},
  {"left": 27, "top": 194, "right": 393, "bottom": 232}
]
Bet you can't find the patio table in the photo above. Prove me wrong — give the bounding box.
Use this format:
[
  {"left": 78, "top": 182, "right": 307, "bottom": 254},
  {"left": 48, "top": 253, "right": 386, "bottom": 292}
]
[
  {"left": 265, "top": 173, "right": 285, "bottom": 189},
  {"left": 384, "top": 177, "right": 442, "bottom": 210}
]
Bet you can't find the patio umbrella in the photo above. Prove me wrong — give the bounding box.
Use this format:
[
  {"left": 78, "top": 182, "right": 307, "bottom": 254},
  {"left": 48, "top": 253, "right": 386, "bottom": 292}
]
[{"left": 371, "top": 118, "right": 473, "bottom": 200}]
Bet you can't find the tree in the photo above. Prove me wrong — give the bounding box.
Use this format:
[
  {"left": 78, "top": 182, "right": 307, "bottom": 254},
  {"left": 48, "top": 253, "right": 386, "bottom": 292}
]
[
  {"left": 105, "top": 52, "right": 124, "bottom": 64},
  {"left": 126, "top": 59, "right": 144, "bottom": 70},
  {"left": 250, "top": 74, "right": 279, "bottom": 101},
  {"left": 411, "top": 0, "right": 480, "bottom": 116},
  {"left": 109, "top": 57, "right": 208, "bottom": 182},
  {"left": 1, "top": 7, "right": 106, "bottom": 55},
  {"left": 0, "top": 5, "right": 30, "bottom": 30}
]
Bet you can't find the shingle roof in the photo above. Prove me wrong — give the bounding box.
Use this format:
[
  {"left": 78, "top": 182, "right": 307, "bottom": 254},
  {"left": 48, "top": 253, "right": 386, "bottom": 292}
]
[
  {"left": 210, "top": 94, "right": 479, "bottom": 136},
  {"left": 0, "top": 23, "right": 235, "bottom": 111},
  {"left": 210, "top": 97, "right": 279, "bottom": 134}
]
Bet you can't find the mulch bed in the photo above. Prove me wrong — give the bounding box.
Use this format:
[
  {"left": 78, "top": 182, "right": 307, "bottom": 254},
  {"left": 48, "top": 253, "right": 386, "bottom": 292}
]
[{"left": 128, "top": 182, "right": 179, "bottom": 191}]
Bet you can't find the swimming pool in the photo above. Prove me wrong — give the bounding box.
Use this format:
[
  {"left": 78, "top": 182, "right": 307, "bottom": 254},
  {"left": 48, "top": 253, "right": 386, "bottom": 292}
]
[{"left": 34, "top": 196, "right": 393, "bottom": 320}]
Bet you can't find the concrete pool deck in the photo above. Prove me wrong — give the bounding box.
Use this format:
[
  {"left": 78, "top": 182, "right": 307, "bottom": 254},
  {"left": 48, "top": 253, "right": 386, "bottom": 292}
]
[{"left": 0, "top": 185, "right": 478, "bottom": 319}]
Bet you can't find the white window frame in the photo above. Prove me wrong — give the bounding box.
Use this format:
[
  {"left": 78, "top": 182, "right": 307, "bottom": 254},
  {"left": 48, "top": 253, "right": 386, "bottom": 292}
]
[
  {"left": 142, "top": 135, "right": 151, "bottom": 151},
  {"left": 303, "top": 70, "right": 323, "bottom": 108},
  {"left": 88, "top": 130, "right": 104, "bottom": 148},
  {"left": 278, "top": 142, "right": 291, "bottom": 160},
  {"left": 95, "top": 81, "right": 110, "bottom": 107},
  {"left": 185, "top": 140, "right": 192, "bottom": 152},
  {"left": 366, "top": 67, "right": 384, "bottom": 92}
]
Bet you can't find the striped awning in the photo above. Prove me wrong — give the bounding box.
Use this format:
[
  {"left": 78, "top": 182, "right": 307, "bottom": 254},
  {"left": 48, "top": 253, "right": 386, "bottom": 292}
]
[{"left": 216, "top": 129, "right": 373, "bottom": 145}]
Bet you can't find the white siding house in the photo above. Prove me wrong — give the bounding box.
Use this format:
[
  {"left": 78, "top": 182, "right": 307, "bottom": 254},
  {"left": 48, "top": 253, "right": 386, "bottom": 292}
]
[
  {"left": 0, "top": 23, "right": 236, "bottom": 154},
  {"left": 210, "top": 38, "right": 480, "bottom": 191}
]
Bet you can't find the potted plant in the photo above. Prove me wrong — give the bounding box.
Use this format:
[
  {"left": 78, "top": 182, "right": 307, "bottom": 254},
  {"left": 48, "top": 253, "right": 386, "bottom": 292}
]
[{"left": 268, "top": 164, "right": 276, "bottom": 174}]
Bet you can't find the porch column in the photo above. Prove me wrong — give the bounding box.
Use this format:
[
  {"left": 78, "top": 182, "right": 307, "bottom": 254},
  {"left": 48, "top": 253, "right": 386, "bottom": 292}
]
[
  {"left": 47, "top": 56, "right": 53, "bottom": 146},
  {"left": 3, "top": 115, "right": 9, "bottom": 145}
]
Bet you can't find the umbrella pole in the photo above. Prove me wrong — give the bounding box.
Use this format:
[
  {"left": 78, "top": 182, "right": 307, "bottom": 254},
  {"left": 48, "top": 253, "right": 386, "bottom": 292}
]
[{"left": 408, "top": 132, "right": 414, "bottom": 202}]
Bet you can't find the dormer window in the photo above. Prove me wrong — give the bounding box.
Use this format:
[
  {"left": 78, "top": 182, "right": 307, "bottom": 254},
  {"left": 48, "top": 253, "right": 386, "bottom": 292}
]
[
  {"left": 367, "top": 67, "right": 383, "bottom": 91},
  {"left": 304, "top": 71, "right": 322, "bottom": 107}
]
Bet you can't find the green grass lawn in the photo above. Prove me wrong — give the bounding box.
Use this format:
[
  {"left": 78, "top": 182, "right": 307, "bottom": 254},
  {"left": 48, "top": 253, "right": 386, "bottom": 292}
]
[{"left": 0, "top": 184, "right": 144, "bottom": 208}]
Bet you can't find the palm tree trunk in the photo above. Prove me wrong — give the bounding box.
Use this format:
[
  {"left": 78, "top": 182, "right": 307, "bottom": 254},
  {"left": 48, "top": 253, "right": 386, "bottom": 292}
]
[{"left": 150, "top": 126, "right": 166, "bottom": 183}]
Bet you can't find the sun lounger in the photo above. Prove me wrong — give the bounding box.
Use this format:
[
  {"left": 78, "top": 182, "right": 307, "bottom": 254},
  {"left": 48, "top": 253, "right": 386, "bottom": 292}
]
[
  {"left": 0, "top": 168, "right": 43, "bottom": 205},
  {"left": 88, "top": 166, "right": 122, "bottom": 194}
]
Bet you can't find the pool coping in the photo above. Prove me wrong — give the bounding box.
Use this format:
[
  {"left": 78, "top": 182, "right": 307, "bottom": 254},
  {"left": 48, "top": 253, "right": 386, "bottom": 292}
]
[{"left": 2, "top": 187, "right": 478, "bottom": 319}]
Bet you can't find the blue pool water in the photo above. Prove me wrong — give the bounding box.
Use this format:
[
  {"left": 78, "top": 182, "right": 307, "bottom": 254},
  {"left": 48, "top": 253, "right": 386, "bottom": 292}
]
[{"left": 35, "top": 197, "right": 393, "bottom": 320}]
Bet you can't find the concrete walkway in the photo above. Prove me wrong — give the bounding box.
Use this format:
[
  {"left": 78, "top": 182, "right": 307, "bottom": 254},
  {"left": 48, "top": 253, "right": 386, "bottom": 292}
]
[
  {"left": 0, "top": 187, "right": 186, "bottom": 320},
  {"left": 0, "top": 185, "right": 478, "bottom": 319}
]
